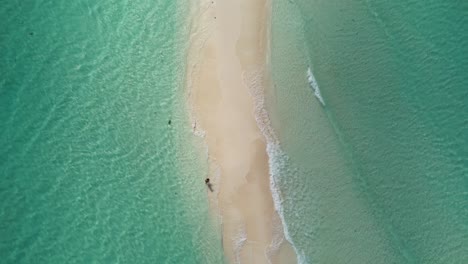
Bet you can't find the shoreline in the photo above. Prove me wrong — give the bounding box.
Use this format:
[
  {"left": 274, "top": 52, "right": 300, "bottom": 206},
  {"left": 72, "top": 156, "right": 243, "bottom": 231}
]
[{"left": 185, "top": 0, "right": 296, "bottom": 263}]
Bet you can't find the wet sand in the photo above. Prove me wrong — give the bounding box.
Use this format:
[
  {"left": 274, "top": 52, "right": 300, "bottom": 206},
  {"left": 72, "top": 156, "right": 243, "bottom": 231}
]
[{"left": 186, "top": 0, "right": 296, "bottom": 263}]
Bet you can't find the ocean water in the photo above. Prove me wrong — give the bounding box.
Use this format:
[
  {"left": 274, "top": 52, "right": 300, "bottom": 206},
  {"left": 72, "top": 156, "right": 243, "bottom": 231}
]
[
  {"left": 270, "top": 0, "right": 467, "bottom": 263},
  {"left": 0, "top": 1, "right": 223, "bottom": 263}
]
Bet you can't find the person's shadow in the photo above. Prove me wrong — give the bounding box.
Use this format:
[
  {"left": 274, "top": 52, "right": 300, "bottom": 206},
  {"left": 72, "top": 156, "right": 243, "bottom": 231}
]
[{"left": 205, "top": 178, "right": 214, "bottom": 192}]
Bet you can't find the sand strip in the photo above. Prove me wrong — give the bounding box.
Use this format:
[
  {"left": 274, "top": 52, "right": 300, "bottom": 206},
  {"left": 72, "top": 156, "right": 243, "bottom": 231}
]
[{"left": 186, "top": 0, "right": 296, "bottom": 263}]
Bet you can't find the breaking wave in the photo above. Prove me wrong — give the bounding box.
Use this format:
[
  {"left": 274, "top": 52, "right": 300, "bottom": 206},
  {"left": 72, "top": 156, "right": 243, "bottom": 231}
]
[
  {"left": 243, "top": 66, "right": 308, "bottom": 264},
  {"left": 307, "top": 67, "right": 325, "bottom": 106}
]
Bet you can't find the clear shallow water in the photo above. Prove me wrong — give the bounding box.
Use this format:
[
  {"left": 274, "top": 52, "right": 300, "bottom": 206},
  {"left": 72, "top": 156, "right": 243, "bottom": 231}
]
[
  {"left": 270, "top": 0, "right": 468, "bottom": 263},
  {"left": 0, "top": 1, "right": 223, "bottom": 263}
]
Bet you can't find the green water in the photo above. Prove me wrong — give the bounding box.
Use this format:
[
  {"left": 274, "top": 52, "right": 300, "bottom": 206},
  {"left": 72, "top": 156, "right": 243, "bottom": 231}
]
[
  {"left": 3, "top": 0, "right": 467, "bottom": 263},
  {"left": 270, "top": 0, "right": 467, "bottom": 263},
  {"left": 0, "top": 1, "right": 223, "bottom": 263}
]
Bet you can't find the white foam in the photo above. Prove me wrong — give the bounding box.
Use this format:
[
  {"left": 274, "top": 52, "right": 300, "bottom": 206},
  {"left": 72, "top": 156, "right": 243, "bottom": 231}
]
[
  {"left": 191, "top": 120, "right": 206, "bottom": 138},
  {"left": 307, "top": 67, "right": 325, "bottom": 106},
  {"left": 242, "top": 67, "right": 308, "bottom": 264},
  {"left": 267, "top": 143, "right": 307, "bottom": 264},
  {"left": 232, "top": 225, "right": 247, "bottom": 264}
]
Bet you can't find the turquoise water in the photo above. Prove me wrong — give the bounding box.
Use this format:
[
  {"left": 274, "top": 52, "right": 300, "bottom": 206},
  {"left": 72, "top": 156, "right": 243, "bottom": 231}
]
[
  {"left": 270, "top": 0, "right": 467, "bottom": 263},
  {"left": 0, "top": 1, "right": 223, "bottom": 263},
  {"left": 3, "top": 0, "right": 467, "bottom": 263}
]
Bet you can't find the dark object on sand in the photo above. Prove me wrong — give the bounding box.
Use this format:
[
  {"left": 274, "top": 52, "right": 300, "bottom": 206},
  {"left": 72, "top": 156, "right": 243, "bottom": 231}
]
[
  {"left": 168, "top": 119, "right": 171, "bottom": 125},
  {"left": 205, "top": 178, "right": 213, "bottom": 192}
]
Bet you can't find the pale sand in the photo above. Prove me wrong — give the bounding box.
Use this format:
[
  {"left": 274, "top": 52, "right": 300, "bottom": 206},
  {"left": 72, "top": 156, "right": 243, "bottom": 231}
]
[{"left": 186, "top": 0, "right": 297, "bottom": 263}]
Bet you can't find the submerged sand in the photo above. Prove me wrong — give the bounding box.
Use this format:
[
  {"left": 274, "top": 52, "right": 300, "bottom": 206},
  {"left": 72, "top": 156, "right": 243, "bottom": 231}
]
[{"left": 186, "top": 0, "right": 296, "bottom": 263}]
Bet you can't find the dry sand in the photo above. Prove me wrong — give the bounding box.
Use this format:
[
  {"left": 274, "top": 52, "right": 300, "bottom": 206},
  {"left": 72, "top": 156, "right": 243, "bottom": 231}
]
[{"left": 186, "top": 0, "right": 297, "bottom": 263}]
